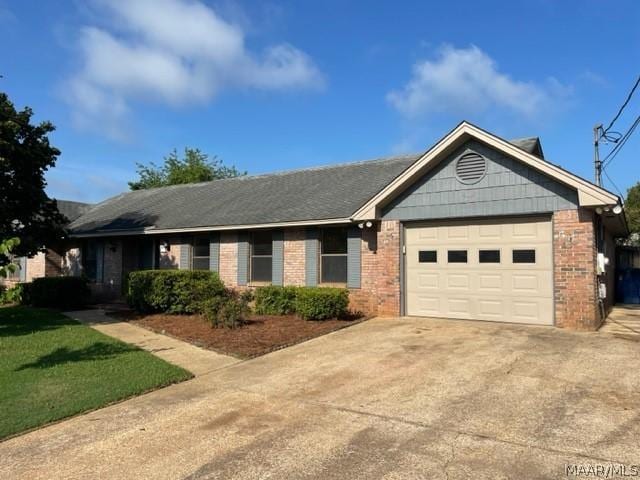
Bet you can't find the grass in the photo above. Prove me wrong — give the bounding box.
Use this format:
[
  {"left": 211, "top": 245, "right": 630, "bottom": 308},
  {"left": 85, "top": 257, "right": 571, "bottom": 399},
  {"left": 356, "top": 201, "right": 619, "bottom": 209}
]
[{"left": 0, "top": 306, "right": 192, "bottom": 440}]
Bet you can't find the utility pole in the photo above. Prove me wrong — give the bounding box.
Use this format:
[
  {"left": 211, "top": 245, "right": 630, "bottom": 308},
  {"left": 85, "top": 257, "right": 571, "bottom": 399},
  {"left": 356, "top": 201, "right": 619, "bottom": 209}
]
[{"left": 593, "top": 123, "right": 603, "bottom": 186}]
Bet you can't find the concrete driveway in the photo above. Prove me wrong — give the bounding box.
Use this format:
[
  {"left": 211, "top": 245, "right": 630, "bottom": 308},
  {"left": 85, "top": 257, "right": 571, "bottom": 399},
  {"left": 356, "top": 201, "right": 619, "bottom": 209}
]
[{"left": 2, "top": 317, "right": 639, "bottom": 479}]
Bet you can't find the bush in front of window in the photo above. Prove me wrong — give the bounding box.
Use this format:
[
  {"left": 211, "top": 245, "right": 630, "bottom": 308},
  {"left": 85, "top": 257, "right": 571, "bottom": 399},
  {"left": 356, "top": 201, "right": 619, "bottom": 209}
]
[
  {"left": 27, "top": 277, "right": 91, "bottom": 309},
  {"left": 202, "top": 289, "right": 252, "bottom": 329},
  {"left": 127, "top": 270, "right": 225, "bottom": 314},
  {"left": 294, "top": 287, "right": 349, "bottom": 321},
  {"left": 254, "top": 285, "right": 299, "bottom": 315}
]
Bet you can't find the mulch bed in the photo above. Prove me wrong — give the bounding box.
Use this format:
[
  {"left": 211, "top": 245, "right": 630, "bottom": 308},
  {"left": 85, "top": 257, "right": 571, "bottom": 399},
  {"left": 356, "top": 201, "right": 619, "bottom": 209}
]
[{"left": 111, "top": 311, "right": 366, "bottom": 359}]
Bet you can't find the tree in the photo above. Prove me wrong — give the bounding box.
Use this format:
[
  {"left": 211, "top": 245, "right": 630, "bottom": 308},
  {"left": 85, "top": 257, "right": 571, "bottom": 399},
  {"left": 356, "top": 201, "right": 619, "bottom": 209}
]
[
  {"left": 129, "top": 148, "right": 245, "bottom": 190},
  {"left": 0, "top": 92, "right": 66, "bottom": 269},
  {"left": 625, "top": 181, "right": 640, "bottom": 242}
]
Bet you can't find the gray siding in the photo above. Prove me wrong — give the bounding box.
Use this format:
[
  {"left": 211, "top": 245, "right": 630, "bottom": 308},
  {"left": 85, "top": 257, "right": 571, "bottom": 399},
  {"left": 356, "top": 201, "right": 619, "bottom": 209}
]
[
  {"left": 347, "top": 227, "right": 361, "bottom": 288},
  {"left": 272, "top": 230, "right": 284, "bottom": 286},
  {"left": 305, "top": 228, "right": 319, "bottom": 287},
  {"left": 383, "top": 140, "right": 578, "bottom": 221},
  {"left": 179, "top": 238, "right": 191, "bottom": 270},
  {"left": 209, "top": 233, "right": 220, "bottom": 272},
  {"left": 237, "top": 231, "right": 249, "bottom": 286}
]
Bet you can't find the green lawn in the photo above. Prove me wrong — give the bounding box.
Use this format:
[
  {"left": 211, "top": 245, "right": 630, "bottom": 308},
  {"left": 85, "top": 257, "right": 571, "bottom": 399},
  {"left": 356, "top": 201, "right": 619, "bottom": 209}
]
[{"left": 0, "top": 306, "right": 192, "bottom": 440}]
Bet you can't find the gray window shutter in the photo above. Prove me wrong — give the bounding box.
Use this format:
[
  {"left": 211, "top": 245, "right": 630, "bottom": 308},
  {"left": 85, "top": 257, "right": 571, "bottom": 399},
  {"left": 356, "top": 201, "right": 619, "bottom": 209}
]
[
  {"left": 305, "top": 228, "right": 319, "bottom": 286},
  {"left": 209, "top": 232, "right": 220, "bottom": 272},
  {"left": 237, "top": 232, "right": 249, "bottom": 286},
  {"left": 96, "top": 241, "right": 104, "bottom": 282},
  {"left": 272, "top": 230, "right": 284, "bottom": 285},
  {"left": 347, "top": 226, "right": 361, "bottom": 288},
  {"left": 179, "top": 237, "right": 191, "bottom": 270}
]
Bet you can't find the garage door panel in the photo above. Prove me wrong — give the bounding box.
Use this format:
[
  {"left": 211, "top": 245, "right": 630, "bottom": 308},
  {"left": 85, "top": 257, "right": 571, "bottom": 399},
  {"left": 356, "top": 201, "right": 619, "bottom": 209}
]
[{"left": 406, "top": 216, "right": 553, "bottom": 325}]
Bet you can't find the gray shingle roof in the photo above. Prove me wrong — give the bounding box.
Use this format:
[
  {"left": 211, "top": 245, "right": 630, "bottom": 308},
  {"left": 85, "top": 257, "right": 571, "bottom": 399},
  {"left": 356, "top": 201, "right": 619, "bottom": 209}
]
[
  {"left": 56, "top": 200, "right": 94, "bottom": 223},
  {"left": 69, "top": 137, "right": 543, "bottom": 235},
  {"left": 69, "top": 155, "right": 419, "bottom": 234},
  {"left": 509, "top": 137, "right": 544, "bottom": 158}
]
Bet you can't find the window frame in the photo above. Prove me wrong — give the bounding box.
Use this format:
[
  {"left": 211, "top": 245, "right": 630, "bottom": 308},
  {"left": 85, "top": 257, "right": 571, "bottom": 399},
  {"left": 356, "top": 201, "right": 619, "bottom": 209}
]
[
  {"left": 447, "top": 249, "right": 468, "bottom": 264},
  {"left": 478, "top": 249, "right": 501, "bottom": 264},
  {"left": 191, "top": 235, "right": 210, "bottom": 271},
  {"left": 512, "top": 248, "right": 536, "bottom": 264},
  {"left": 319, "top": 227, "right": 348, "bottom": 285},
  {"left": 250, "top": 230, "right": 273, "bottom": 284}
]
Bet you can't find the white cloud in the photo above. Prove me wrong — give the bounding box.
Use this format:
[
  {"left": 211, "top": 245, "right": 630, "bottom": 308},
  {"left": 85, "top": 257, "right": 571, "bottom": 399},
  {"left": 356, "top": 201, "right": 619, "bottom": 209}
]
[
  {"left": 387, "top": 45, "right": 568, "bottom": 120},
  {"left": 66, "top": 0, "right": 324, "bottom": 140}
]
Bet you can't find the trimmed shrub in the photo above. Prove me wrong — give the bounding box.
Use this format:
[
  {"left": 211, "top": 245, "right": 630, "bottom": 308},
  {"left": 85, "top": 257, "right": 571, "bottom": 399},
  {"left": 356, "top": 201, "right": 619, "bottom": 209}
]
[
  {"left": 254, "top": 285, "right": 299, "bottom": 315},
  {"left": 294, "top": 287, "right": 349, "bottom": 320},
  {"left": 28, "top": 277, "right": 91, "bottom": 309},
  {"left": 127, "top": 270, "right": 225, "bottom": 314},
  {"left": 203, "top": 289, "right": 250, "bottom": 329}
]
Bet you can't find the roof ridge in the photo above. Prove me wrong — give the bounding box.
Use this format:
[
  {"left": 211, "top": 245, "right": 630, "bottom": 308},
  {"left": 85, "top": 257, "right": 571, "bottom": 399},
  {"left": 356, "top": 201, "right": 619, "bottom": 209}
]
[{"left": 120, "top": 153, "right": 421, "bottom": 194}]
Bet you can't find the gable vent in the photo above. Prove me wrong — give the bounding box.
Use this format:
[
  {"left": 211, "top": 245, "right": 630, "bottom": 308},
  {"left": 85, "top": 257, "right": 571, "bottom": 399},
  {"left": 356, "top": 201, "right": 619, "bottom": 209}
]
[{"left": 455, "top": 152, "right": 487, "bottom": 184}]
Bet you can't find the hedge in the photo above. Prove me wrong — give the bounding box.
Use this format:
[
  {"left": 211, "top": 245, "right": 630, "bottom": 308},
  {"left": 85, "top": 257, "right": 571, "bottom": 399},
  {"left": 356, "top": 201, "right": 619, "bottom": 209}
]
[
  {"left": 254, "top": 285, "right": 298, "bottom": 315},
  {"left": 127, "top": 270, "right": 225, "bottom": 314},
  {"left": 28, "top": 277, "right": 91, "bottom": 309},
  {"left": 254, "top": 285, "right": 349, "bottom": 320}
]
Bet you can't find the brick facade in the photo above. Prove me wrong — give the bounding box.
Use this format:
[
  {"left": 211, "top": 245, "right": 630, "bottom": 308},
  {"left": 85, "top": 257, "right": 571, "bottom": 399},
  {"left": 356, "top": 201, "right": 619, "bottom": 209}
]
[
  {"left": 219, "top": 232, "right": 238, "bottom": 286},
  {"left": 283, "top": 228, "right": 305, "bottom": 286},
  {"left": 553, "top": 209, "right": 599, "bottom": 330}
]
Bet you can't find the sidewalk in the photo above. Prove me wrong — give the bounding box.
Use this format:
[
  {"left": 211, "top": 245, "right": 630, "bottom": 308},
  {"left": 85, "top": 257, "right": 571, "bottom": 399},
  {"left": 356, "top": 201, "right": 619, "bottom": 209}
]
[
  {"left": 598, "top": 304, "right": 640, "bottom": 339},
  {"left": 64, "top": 309, "right": 240, "bottom": 375}
]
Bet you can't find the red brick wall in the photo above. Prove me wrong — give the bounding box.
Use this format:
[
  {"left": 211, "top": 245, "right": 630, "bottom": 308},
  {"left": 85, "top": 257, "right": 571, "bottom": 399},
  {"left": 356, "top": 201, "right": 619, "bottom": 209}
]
[
  {"left": 375, "top": 220, "right": 401, "bottom": 316},
  {"left": 284, "top": 228, "right": 305, "bottom": 286},
  {"left": 553, "top": 209, "right": 599, "bottom": 330},
  {"left": 348, "top": 226, "right": 379, "bottom": 315}
]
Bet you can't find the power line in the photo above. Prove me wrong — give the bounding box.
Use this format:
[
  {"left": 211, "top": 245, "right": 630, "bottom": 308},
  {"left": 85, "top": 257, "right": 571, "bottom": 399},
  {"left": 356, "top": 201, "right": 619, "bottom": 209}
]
[
  {"left": 603, "top": 169, "right": 625, "bottom": 200},
  {"left": 602, "top": 113, "right": 640, "bottom": 169},
  {"left": 603, "top": 75, "right": 640, "bottom": 134}
]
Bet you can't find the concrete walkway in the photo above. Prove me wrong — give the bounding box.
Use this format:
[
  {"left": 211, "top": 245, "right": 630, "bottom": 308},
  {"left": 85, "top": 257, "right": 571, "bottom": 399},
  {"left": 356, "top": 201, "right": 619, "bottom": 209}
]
[
  {"left": 599, "top": 304, "right": 640, "bottom": 339},
  {"left": 64, "top": 309, "right": 240, "bottom": 376}
]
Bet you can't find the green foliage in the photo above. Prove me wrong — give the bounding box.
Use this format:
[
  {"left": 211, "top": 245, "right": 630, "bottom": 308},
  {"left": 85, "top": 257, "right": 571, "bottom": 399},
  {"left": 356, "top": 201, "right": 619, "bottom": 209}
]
[
  {"left": 0, "top": 306, "right": 191, "bottom": 440},
  {"left": 254, "top": 285, "right": 299, "bottom": 315},
  {"left": 28, "top": 277, "right": 90, "bottom": 309},
  {"left": 626, "top": 182, "right": 640, "bottom": 242},
  {"left": 0, "top": 237, "right": 20, "bottom": 278},
  {"left": 127, "top": 270, "right": 226, "bottom": 314},
  {"left": 294, "top": 287, "right": 349, "bottom": 320},
  {"left": 254, "top": 285, "right": 349, "bottom": 320},
  {"left": 0, "top": 92, "right": 66, "bottom": 269},
  {"left": 203, "top": 290, "right": 251, "bottom": 329},
  {"left": 128, "top": 148, "right": 246, "bottom": 190},
  {"left": 0, "top": 283, "right": 24, "bottom": 305}
]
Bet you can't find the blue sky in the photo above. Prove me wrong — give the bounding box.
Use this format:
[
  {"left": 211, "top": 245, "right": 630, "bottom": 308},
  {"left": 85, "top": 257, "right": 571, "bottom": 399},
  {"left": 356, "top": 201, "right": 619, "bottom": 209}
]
[{"left": 1, "top": 0, "right": 639, "bottom": 203}]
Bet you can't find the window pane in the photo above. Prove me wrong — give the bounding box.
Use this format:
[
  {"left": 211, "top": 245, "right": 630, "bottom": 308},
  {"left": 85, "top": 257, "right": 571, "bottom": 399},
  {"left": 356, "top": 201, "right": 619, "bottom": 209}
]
[
  {"left": 251, "top": 256, "right": 272, "bottom": 282},
  {"left": 321, "top": 228, "right": 348, "bottom": 254},
  {"left": 419, "top": 250, "right": 437, "bottom": 263},
  {"left": 193, "top": 236, "right": 209, "bottom": 257},
  {"left": 321, "top": 255, "right": 347, "bottom": 283},
  {"left": 252, "top": 231, "right": 272, "bottom": 256},
  {"left": 192, "top": 257, "right": 210, "bottom": 271},
  {"left": 512, "top": 249, "right": 536, "bottom": 264},
  {"left": 448, "top": 250, "right": 467, "bottom": 263},
  {"left": 479, "top": 250, "right": 500, "bottom": 263}
]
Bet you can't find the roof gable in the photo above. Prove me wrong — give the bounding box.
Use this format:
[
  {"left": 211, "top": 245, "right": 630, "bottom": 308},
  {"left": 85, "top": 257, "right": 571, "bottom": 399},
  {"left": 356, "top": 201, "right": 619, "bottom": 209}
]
[{"left": 352, "top": 121, "right": 620, "bottom": 220}]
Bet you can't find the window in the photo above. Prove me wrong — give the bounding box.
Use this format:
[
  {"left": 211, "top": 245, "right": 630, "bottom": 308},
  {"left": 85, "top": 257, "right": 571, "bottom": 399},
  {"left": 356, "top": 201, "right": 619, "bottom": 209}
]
[
  {"left": 321, "top": 227, "right": 348, "bottom": 283},
  {"left": 250, "top": 231, "right": 273, "bottom": 282},
  {"left": 448, "top": 250, "right": 467, "bottom": 263},
  {"left": 192, "top": 236, "right": 210, "bottom": 270},
  {"left": 84, "top": 240, "right": 104, "bottom": 282},
  {"left": 512, "top": 249, "right": 536, "bottom": 264},
  {"left": 479, "top": 250, "right": 500, "bottom": 263},
  {"left": 419, "top": 250, "right": 437, "bottom": 263}
]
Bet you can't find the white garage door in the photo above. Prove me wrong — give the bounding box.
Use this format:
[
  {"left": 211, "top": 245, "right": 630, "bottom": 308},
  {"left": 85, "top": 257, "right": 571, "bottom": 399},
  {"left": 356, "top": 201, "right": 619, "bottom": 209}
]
[{"left": 405, "top": 217, "right": 553, "bottom": 325}]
